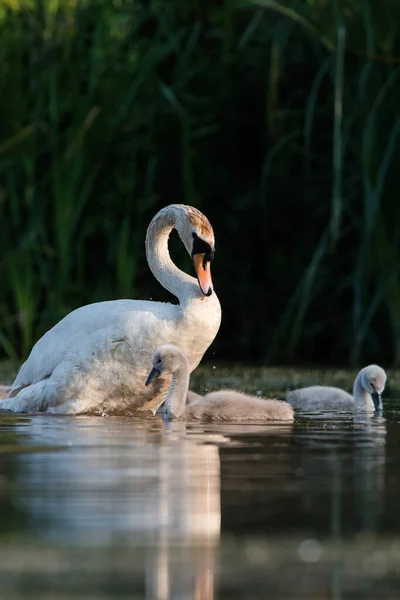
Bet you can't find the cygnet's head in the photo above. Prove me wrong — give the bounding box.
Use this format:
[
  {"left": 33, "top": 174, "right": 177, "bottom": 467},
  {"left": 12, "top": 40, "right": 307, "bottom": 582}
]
[
  {"left": 145, "top": 345, "right": 187, "bottom": 386},
  {"left": 359, "top": 364, "right": 387, "bottom": 410}
]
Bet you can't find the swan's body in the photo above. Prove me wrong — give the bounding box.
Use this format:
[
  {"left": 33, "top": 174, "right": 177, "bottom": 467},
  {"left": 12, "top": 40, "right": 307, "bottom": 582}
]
[
  {"left": 1, "top": 205, "right": 221, "bottom": 415},
  {"left": 286, "top": 365, "right": 386, "bottom": 412},
  {"left": 146, "top": 345, "right": 294, "bottom": 422}
]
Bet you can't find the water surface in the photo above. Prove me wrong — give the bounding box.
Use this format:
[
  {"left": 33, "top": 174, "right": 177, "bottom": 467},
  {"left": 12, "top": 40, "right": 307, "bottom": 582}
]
[{"left": 1, "top": 365, "right": 400, "bottom": 599}]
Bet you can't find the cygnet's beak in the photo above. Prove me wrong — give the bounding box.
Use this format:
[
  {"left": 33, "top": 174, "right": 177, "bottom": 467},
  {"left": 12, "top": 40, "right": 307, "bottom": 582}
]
[
  {"left": 371, "top": 391, "right": 383, "bottom": 411},
  {"left": 145, "top": 367, "right": 161, "bottom": 386},
  {"left": 193, "top": 253, "right": 213, "bottom": 296}
]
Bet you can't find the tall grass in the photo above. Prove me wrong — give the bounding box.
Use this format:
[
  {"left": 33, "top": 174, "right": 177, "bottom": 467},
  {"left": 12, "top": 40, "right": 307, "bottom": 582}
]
[{"left": 0, "top": 0, "right": 400, "bottom": 366}]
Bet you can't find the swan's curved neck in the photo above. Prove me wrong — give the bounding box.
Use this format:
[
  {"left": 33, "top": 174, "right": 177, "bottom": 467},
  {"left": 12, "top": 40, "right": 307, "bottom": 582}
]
[
  {"left": 353, "top": 373, "right": 374, "bottom": 410},
  {"left": 164, "top": 360, "right": 190, "bottom": 420},
  {"left": 145, "top": 207, "right": 197, "bottom": 300}
]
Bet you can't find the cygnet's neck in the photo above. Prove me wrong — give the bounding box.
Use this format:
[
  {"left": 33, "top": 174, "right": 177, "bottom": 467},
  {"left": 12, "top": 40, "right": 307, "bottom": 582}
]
[
  {"left": 352, "top": 372, "right": 374, "bottom": 410},
  {"left": 164, "top": 359, "right": 191, "bottom": 420}
]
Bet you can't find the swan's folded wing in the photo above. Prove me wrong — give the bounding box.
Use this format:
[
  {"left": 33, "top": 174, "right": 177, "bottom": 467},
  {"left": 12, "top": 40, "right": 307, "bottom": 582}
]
[{"left": 9, "top": 299, "right": 180, "bottom": 396}]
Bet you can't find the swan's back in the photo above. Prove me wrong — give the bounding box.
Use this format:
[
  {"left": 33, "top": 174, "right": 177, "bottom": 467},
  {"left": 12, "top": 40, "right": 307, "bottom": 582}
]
[
  {"left": 186, "top": 390, "right": 294, "bottom": 422},
  {"left": 11, "top": 299, "right": 180, "bottom": 391},
  {"left": 286, "top": 385, "right": 354, "bottom": 409}
]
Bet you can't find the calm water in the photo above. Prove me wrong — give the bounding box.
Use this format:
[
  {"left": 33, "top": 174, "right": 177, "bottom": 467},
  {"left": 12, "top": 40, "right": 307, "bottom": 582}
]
[{"left": 1, "top": 366, "right": 400, "bottom": 599}]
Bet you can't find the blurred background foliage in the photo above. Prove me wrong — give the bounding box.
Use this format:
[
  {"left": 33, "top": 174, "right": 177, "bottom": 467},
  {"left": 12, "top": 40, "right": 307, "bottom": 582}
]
[{"left": 1, "top": 0, "right": 400, "bottom": 366}]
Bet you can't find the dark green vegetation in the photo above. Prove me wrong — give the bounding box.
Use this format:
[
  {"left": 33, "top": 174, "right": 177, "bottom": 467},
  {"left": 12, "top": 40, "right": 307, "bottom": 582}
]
[{"left": 1, "top": 0, "right": 400, "bottom": 366}]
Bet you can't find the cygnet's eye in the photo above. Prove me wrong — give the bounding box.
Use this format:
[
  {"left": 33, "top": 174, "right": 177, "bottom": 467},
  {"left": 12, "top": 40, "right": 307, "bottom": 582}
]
[
  {"left": 157, "top": 358, "right": 162, "bottom": 365},
  {"left": 370, "top": 382, "right": 376, "bottom": 391}
]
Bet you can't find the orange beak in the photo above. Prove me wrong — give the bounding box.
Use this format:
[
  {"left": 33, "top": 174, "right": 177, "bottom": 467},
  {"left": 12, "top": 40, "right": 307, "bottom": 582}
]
[{"left": 193, "top": 253, "right": 213, "bottom": 296}]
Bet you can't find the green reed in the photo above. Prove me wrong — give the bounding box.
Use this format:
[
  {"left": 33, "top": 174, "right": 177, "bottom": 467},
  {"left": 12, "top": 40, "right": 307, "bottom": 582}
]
[
  {"left": 0, "top": 0, "right": 400, "bottom": 366},
  {"left": 252, "top": 0, "right": 400, "bottom": 366}
]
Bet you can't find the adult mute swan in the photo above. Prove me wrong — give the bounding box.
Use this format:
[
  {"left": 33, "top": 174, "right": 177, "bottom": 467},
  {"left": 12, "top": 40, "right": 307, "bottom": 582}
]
[
  {"left": 145, "top": 345, "right": 294, "bottom": 422},
  {"left": 1, "top": 205, "right": 221, "bottom": 415},
  {"left": 286, "top": 364, "right": 386, "bottom": 412}
]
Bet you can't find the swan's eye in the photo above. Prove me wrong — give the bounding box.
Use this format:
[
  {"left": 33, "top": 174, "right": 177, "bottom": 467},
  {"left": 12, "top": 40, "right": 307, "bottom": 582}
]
[
  {"left": 191, "top": 232, "right": 214, "bottom": 261},
  {"left": 157, "top": 358, "right": 162, "bottom": 365}
]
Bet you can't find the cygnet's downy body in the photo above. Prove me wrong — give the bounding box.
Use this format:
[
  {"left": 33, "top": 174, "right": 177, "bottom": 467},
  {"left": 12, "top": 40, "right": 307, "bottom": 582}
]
[
  {"left": 286, "top": 365, "right": 386, "bottom": 412},
  {"left": 146, "top": 345, "right": 294, "bottom": 422}
]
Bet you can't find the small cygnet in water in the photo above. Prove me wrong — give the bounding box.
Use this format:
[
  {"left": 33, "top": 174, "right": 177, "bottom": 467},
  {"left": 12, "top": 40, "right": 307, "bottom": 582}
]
[
  {"left": 286, "top": 364, "right": 386, "bottom": 411},
  {"left": 146, "top": 345, "right": 294, "bottom": 422}
]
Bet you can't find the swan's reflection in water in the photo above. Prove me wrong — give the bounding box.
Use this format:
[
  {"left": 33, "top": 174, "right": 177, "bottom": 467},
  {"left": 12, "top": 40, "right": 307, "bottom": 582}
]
[
  {"left": 144, "top": 427, "right": 221, "bottom": 600},
  {"left": 12, "top": 417, "right": 224, "bottom": 599},
  {"left": 1, "top": 408, "right": 398, "bottom": 599},
  {"left": 3, "top": 416, "right": 296, "bottom": 599}
]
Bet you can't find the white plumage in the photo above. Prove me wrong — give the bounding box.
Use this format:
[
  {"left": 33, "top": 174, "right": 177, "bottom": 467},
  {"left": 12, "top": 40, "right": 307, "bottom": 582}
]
[{"left": 1, "top": 205, "right": 221, "bottom": 415}]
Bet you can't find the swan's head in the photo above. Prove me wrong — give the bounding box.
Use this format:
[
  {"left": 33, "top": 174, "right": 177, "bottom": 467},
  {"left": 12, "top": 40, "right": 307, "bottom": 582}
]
[
  {"left": 145, "top": 344, "right": 188, "bottom": 386},
  {"left": 177, "top": 206, "right": 215, "bottom": 296},
  {"left": 359, "top": 364, "right": 387, "bottom": 411}
]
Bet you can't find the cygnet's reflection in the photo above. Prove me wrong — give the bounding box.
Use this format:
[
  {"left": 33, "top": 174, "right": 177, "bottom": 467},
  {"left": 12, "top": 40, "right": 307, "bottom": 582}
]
[
  {"left": 353, "top": 414, "right": 387, "bottom": 532},
  {"left": 12, "top": 416, "right": 221, "bottom": 599},
  {"left": 293, "top": 410, "right": 387, "bottom": 537}
]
